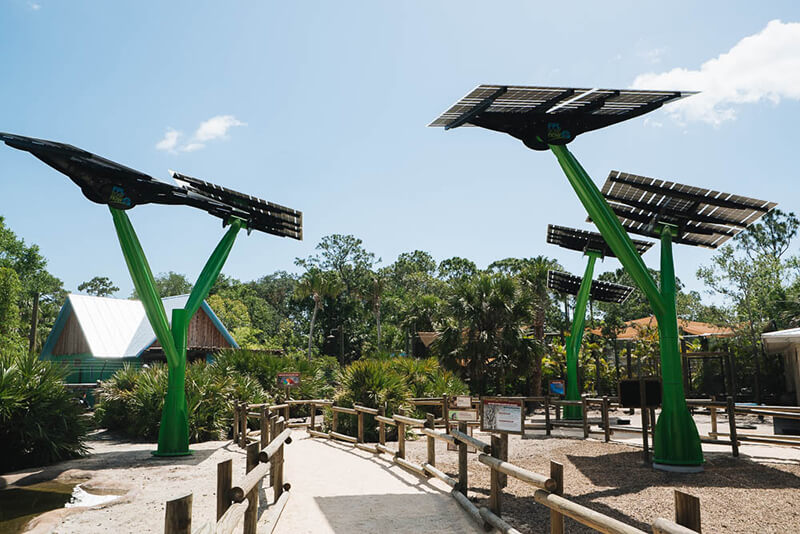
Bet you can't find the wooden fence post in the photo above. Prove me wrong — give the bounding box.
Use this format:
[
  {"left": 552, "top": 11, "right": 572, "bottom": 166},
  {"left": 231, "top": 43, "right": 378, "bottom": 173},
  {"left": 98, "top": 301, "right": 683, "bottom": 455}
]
[
  {"left": 490, "top": 434, "right": 502, "bottom": 517},
  {"left": 216, "top": 458, "right": 232, "bottom": 521},
  {"left": 458, "top": 421, "right": 468, "bottom": 495},
  {"left": 240, "top": 403, "right": 248, "bottom": 449},
  {"left": 726, "top": 396, "right": 739, "bottom": 457},
  {"left": 674, "top": 490, "right": 701, "bottom": 533},
  {"left": 499, "top": 433, "right": 508, "bottom": 488},
  {"left": 164, "top": 493, "right": 192, "bottom": 534},
  {"left": 549, "top": 461, "right": 564, "bottom": 534},
  {"left": 260, "top": 406, "right": 269, "bottom": 449},
  {"left": 243, "top": 442, "right": 260, "bottom": 534},
  {"left": 269, "top": 414, "right": 277, "bottom": 487},
  {"left": 426, "top": 413, "right": 436, "bottom": 468},
  {"left": 379, "top": 405, "right": 386, "bottom": 446},
  {"left": 544, "top": 395, "right": 551, "bottom": 436},
  {"left": 233, "top": 402, "right": 240, "bottom": 444},
  {"left": 284, "top": 403, "right": 290, "bottom": 423},
  {"left": 358, "top": 409, "right": 365, "bottom": 444},
  {"left": 602, "top": 396, "right": 610, "bottom": 443},
  {"left": 443, "top": 394, "right": 450, "bottom": 435},
  {"left": 310, "top": 403, "right": 316, "bottom": 432},
  {"left": 639, "top": 382, "right": 650, "bottom": 464},
  {"left": 274, "top": 419, "right": 286, "bottom": 501},
  {"left": 582, "top": 397, "right": 589, "bottom": 439},
  {"left": 332, "top": 408, "right": 339, "bottom": 434},
  {"left": 397, "top": 421, "right": 406, "bottom": 459}
]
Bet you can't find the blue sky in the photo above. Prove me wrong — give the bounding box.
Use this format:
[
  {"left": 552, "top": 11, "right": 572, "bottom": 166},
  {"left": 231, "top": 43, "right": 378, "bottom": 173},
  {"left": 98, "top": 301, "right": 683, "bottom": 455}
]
[{"left": 1, "top": 1, "right": 800, "bottom": 301}]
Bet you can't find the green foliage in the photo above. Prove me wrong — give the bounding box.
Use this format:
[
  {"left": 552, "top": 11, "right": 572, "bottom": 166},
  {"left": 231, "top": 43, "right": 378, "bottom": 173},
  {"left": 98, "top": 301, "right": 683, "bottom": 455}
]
[
  {"left": 0, "top": 266, "right": 22, "bottom": 337},
  {"left": 0, "top": 351, "right": 88, "bottom": 473},
  {"left": 95, "top": 362, "right": 268, "bottom": 442},
  {"left": 131, "top": 271, "right": 193, "bottom": 299},
  {"left": 77, "top": 276, "right": 119, "bottom": 297}
]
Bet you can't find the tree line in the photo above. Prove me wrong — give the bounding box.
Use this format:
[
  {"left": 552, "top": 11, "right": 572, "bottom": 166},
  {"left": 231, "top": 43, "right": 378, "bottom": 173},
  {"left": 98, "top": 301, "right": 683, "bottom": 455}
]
[{"left": 2, "top": 210, "right": 800, "bottom": 401}]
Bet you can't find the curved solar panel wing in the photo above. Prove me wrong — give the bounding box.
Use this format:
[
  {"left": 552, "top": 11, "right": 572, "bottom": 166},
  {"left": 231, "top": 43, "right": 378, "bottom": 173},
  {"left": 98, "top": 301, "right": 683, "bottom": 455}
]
[
  {"left": 547, "top": 270, "right": 634, "bottom": 304},
  {"left": 546, "top": 224, "right": 653, "bottom": 257},
  {"left": 593, "top": 170, "right": 776, "bottom": 249},
  {"left": 428, "top": 85, "right": 694, "bottom": 150},
  {"left": 0, "top": 132, "right": 182, "bottom": 209}
]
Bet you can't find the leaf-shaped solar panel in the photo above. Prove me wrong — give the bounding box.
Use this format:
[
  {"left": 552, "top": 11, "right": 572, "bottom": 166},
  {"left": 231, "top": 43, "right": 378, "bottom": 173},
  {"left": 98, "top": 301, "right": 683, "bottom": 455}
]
[
  {"left": 547, "top": 270, "right": 634, "bottom": 304},
  {"left": 546, "top": 224, "right": 653, "bottom": 257}
]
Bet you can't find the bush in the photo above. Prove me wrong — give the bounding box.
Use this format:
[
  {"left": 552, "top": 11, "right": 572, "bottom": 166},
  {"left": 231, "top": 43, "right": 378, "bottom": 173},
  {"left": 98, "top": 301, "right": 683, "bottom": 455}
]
[
  {"left": 212, "top": 349, "right": 340, "bottom": 402},
  {"left": 0, "top": 351, "right": 88, "bottom": 473},
  {"left": 95, "top": 361, "right": 268, "bottom": 442},
  {"left": 332, "top": 356, "right": 467, "bottom": 440}
]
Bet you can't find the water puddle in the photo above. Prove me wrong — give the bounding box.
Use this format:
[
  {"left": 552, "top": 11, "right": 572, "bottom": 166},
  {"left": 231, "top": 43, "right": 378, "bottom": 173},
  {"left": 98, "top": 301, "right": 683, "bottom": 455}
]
[{"left": 0, "top": 480, "right": 119, "bottom": 533}]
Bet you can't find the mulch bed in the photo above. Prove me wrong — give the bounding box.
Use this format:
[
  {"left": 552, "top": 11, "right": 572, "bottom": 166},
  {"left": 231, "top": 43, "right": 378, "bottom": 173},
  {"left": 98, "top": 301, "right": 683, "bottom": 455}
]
[{"left": 404, "top": 434, "right": 800, "bottom": 533}]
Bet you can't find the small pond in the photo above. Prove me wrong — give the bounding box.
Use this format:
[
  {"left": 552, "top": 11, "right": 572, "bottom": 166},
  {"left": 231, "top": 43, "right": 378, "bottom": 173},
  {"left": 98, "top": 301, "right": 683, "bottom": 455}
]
[{"left": 0, "top": 480, "right": 118, "bottom": 533}]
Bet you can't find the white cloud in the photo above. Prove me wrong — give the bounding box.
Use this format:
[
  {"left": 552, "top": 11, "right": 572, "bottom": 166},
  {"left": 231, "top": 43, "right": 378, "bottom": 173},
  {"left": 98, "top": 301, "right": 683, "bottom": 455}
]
[
  {"left": 29, "top": 2, "right": 41, "bottom": 10},
  {"left": 643, "top": 117, "right": 663, "bottom": 128},
  {"left": 155, "top": 128, "right": 181, "bottom": 152},
  {"left": 638, "top": 47, "right": 665, "bottom": 64},
  {"left": 194, "top": 115, "right": 246, "bottom": 142},
  {"left": 631, "top": 20, "right": 800, "bottom": 125},
  {"left": 154, "top": 115, "right": 246, "bottom": 153}
]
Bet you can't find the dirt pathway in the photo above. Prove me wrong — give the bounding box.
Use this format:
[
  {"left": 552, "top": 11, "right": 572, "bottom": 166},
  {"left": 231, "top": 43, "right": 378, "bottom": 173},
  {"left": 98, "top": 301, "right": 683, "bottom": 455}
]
[{"left": 275, "top": 433, "right": 484, "bottom": 534}]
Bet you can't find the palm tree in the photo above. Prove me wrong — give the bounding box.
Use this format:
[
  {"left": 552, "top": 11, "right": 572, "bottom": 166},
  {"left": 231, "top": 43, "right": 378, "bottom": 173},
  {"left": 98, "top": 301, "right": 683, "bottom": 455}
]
[
  {"left": 295, "top": 269, "right": 342, "bottom": 361},
  {"left": 518, "top": 256, "right": 560, "bottom": 396},
  {"left": 442, "top": 272, "right": 532, "bottom": 394}
]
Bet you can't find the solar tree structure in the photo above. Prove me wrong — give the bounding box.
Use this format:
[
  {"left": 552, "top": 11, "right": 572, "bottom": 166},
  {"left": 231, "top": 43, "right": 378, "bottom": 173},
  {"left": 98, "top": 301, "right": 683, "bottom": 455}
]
[
  {"left": 546, "top": 225, "right": 644, "bottom": 419},
  {"left": 430, "top": 85, "right": 776, "bottom": 470},
  {"left": 0, "top": 133, "right": 302, "bottom": 456}
]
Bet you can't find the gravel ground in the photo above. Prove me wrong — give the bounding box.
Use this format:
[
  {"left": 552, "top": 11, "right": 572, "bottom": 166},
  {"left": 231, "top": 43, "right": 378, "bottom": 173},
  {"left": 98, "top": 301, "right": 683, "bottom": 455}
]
[{"left": 404, "top": 432, "right": 800, "bottom": 533}]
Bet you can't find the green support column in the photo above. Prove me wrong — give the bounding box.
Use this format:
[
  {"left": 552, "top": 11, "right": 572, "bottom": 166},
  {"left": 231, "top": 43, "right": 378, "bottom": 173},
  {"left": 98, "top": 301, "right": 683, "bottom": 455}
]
[
  {"left": 564, "top": 250, "right": 600, "bottom": 419},
  {"left": 110, "top": 208, "right": 244, "bottom": 456},
  {"left": 549, "top": 145, "right": 703, "bottom": 468}
]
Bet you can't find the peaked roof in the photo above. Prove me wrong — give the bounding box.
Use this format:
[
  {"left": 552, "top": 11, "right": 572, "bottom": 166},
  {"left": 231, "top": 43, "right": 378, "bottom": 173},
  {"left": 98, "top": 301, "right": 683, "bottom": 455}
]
[
  {"left": 42, "top": 293, "right": 238, "bottom": 359},
  {"left": 587, "top": 316, "right": 734, "bottom": 340}
]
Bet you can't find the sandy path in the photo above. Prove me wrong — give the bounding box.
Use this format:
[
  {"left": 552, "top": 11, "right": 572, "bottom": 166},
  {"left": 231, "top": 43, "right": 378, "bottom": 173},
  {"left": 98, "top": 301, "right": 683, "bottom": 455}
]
[{"left": 275, "top": 433, "right": 484, "bottom": 534}]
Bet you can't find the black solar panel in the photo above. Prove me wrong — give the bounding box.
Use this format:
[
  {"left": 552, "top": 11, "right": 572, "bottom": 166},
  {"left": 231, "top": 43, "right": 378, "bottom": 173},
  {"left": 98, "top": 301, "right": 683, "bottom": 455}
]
[
  {"left": 594, "top": 170, "right": 776, "bottom": 249},
  {"left": 429, "top": 85, "right": 694, "bottom": 150},
  {"left": 547, "top": 270, "right": 634, "bottom": 304},
  {"left": 547, "top": 224, "right": 652, "bottom": 257},
  {"left": 172, "top": 172, "right": 302, "bottom": 240},
  {"left": 0, "top": 132, "right": 303, "bottom": 240}
]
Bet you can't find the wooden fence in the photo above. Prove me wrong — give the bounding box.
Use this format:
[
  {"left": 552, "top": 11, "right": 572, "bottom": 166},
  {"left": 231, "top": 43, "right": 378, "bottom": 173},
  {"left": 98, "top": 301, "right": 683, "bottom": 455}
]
[
  {"left": 247, "top": 397, "right": 702, "bottom": 534},
  {"left": 164, "top": 415, "right": 292, "bottom": 534}
]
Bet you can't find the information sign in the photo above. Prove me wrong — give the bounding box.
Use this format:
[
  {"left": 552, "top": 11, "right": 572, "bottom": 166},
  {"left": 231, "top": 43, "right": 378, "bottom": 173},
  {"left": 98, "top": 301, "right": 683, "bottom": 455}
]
[
  {"left": 480, "top": 397, "right": 524, "bottom": 435},
  {"left": 455, "top": 395, "right": 472, "bottom": 409},
  {"left": 277, "top": 372, "right": 301, "bottom": 388},
  {"left": 549, "top": 380, "right": 566, "bottom": 396}
]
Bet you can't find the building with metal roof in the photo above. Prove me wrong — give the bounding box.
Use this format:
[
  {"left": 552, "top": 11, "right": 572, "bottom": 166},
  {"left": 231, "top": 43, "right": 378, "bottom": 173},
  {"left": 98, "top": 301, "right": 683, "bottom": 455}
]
[{"left": 41, "top": 293, "right": 238, "bottom": 383}]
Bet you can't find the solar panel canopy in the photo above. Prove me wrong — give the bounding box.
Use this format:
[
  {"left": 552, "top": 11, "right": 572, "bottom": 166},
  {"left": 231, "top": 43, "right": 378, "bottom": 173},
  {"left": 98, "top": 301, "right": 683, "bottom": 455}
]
[
  {"left": 547, "top": 270, "right": 634, "bottom": 304},
  {"left": 547, "top": 224, "right": 652, "bottom": 257},
  {"left": 0, "top": 132, "right": 302, "bottom": 240},
  {"left": 429, "top": 85, "right": 694, "bottom": 150},
  {"left": 595, "top": 170, "right": 776, "bottom": 249}
]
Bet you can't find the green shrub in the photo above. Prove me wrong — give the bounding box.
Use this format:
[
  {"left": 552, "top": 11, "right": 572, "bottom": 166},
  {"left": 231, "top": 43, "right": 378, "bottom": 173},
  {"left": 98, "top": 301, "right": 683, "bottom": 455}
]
[
  {"left": 0, "top": 351, "right": 88, "bottom": 473},
  {"left": 212, "top": 349, "right": 340, "bottom": 403},
  {"left": 95, "top": 361, "right": 268, "bottom": 442}
]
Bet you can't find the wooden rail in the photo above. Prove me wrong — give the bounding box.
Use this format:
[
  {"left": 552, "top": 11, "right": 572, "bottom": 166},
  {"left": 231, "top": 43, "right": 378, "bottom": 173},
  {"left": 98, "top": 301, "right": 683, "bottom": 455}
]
[{"left": 164, "top": 415, "right": 293, "bottom": 534}]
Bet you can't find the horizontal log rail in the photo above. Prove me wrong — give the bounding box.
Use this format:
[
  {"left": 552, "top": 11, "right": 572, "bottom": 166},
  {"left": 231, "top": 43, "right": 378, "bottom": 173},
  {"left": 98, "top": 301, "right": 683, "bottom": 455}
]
[
  {"left": 477, "top": 453, "right": 556, "bottom": 491},
  {"left": 450, "top": 428, "right": 491, "bottom": 453},
  {"left": 330, "top": 405, "right": 358, "bottom": 415},
  {"left": 354, "top": 404, "right": 379, "bottom": 414},
  {"left": 375, "top": 415, "right": 396, "bottom": 425},
  {"left": 392, "top": 414, "right": 426, "bottom": 426}
]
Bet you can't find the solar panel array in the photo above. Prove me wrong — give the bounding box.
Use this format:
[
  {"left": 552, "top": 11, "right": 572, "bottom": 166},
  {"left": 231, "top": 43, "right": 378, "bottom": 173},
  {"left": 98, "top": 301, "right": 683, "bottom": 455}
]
[
  {"left": 547, "top": 270, "right": 634, "bottom": 304},
  {"left": 596, "top": 170, "right": 776, "bottom": 248},
  {"left": 547, "top": 224, "right": 652, "bottom": 257},
  {"left": 429, "top": 85, "right": 693, "bottom": 149},
  {"left": 0, "top": 132, "right": 302, "bottom": 240}
]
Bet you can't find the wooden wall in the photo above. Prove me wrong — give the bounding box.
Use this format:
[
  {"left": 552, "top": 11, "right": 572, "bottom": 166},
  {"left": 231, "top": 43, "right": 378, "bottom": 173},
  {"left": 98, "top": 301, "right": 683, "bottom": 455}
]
[
  {"left": 151, "top": 307, "right": 232, "bottom": 351},
  {"left": 52, "top": 310, "right": 91, "bottom": 356}
]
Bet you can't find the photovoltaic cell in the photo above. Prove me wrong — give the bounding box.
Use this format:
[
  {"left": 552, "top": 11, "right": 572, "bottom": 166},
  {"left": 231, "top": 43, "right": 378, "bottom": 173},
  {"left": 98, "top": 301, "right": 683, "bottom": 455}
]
[
  {"left": 595, "top": 170, "right": 776, "bottom": 248},
  {"left": 0, "top": 132, "right": 303, "bottom": 240},
  {"left": 429, "top": 85, "right": 694, "bottom": 150},
  {"left": 547, "top": 224, "right": 652, "bottom": 257},
  {"left": 547, "top": 270, "right": 634, "bottom": 304}
]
